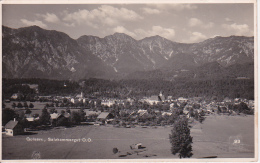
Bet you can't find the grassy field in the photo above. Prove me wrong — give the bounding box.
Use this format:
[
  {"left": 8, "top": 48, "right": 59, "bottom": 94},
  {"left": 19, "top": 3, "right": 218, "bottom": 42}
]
[{"left": 2, "top": 114, "right": 255, "bottom": 160}]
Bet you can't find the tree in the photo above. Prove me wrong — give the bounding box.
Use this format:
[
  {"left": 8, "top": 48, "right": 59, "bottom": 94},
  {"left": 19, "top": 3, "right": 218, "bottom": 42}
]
[
  {"left": 238, "top": 102, "right": 250, "bottom": 113},
  {"left": 23, "top": 102, "right": 29, "bottom": 109},
  {"left": 19, "top": 117, "right": 29, "bottom": 129},
  {"left": 50, "top": 103, "right": 55, "bottom": 107},
  {"left": 55, "top": 102, "right": 59, "bottom": 107},
  {"left": 169, "top": 117, "right": 193, "bottom": 158},
  {"left": 60, "top": 103, "right": 65, "bottom": 107},
  {"left": 29, "top": 103, "right": 34, "bottom": 109},
  {"left": 39, "top": 108, "right": 50, "bottom": 125},
  {"left": 45, "top": 103, "right": 50, "bottom": 108},
  {"left": 61, "top": 110, "right": 65, "bottom": 115},
  {"left": 57, "top": 117, "right": 70, "bottom": 127},
  {"left": 25, "top": 108, "right": 32, "bottom": 114},
  {"left": 12, "top": 103, "right": 16, "bottom": 109},
  {"left": 79, "top": 108, "right": 86, "bottom": 122},
  {"left": 17, "top": 102, "right": 23, "bottom": 108},
  {"left": 66, "top": 108, "right": 71, "bottom": 114},
  {"left": 49, "top": 108, "right": 57, "bottom": 114},
  {"left": 71, "top": 111, "right": 81, "bottom": 125},
  {"left": 113, "top": 148, "right": 119, "bottom": 154},
  {"left": 18, "top": 110, "right": 25, "bottom": 120},
  {"left": 2, "top": 108, "right": 17, "bottom": 125}
]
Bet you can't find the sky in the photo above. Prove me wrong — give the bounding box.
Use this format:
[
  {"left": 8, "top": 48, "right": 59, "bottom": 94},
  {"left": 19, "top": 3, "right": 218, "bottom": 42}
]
[{"left": 2, "top": 3, "right": 254, "bottom": 43}]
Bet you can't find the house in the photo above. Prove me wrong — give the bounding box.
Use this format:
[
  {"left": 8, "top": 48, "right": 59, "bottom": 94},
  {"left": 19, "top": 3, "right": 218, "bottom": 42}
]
[
  {"left": 170, "top": 102, "right": 179, "bottom": 110},
  {"left": 71, "top": 98, "right": 75, "bottom": 104},
  {"left": 85, "top": 111, "right": 101, "bottom": 121},
  {"left": 97, "top": 112, "right": 114, "bottom": 121},
  {"left": 10, "top": 93, "right": 23, "bottom": 100},
  {"left": 5, "top": 119, "right": 24, "bottom": 136},
  {"left": 137, "top": 109, "right": 148, "bottom": 117},
  {"left": 167, "top": 96, "right": 173, "bottom": 100},
  {"left": 162, "top": 112, "right": 172, "bottom": 116},
  {"left": 101, "top": 99, "right": 115, "bottom": 107},
  {"left": 50, "top": 113, "right": 63, "bottom": 126},
  {"left": 26, "top": 117, "right": 39, "bottom": 122},
  {"left": 183, "top": 107, "right": 190, "bottom": 115},
  {"left": 178, "top": 97, "right": 188, "bottom": 103}
]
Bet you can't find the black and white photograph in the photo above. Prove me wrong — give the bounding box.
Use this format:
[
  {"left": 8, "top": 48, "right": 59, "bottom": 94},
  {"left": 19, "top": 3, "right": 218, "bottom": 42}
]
[{"left": 1, "top": 0, "right": 257, "bottom": 161}]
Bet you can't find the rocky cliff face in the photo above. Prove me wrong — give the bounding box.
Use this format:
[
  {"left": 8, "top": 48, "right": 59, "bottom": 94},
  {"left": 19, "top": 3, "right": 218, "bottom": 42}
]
[
  {"left": 2, "top": 25, "right": 254, "bottom": 80},
  {"left": 2, "top": 26, "right": 114, "bottom": 80}
]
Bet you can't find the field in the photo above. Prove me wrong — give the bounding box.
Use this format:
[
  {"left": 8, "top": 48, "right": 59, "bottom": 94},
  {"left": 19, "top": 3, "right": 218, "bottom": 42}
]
[{"left": 2, "top": 114, "right": 255, "bottom": 160}]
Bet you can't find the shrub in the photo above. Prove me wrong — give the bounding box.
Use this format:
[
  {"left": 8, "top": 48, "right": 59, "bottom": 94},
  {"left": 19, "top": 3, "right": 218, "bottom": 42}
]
[{"left": 113, "top": 148, "right": 118, "bottom": 154}]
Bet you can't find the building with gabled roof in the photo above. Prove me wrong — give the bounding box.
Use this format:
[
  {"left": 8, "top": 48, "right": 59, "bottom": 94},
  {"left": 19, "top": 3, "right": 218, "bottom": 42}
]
[
  {"left": 5, "top": 119, "right": 24, "bottom": 136},
  {"left": 50, "top": 113, "right": 63, "bottom": 126},
  {"left": 97, "top": 112, "right": 114, "bottom": 121}
]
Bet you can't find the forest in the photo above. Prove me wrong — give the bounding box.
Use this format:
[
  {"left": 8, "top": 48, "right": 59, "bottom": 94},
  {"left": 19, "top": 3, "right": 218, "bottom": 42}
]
[{"left": 2, "top": 77, "right": 254, "bottom": 101}]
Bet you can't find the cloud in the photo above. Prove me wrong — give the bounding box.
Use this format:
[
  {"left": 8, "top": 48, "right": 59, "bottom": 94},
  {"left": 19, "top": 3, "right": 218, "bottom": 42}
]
[
  {"left": 142, "top": 7, "right": 161, "bottom": 14},
  {"left": 225, "top": 17, "right": 231, "bottom": 22},
  {"left": 146, "top": 4, "right": 197, "bottom": 11},
  {"left": 222, "top": 23, "right": 252, "bottom": 35},
  {"left": 113, "top": 26, "right": 136, "bottom": 37},
  {"left": 62, "top": 5, "right": 143, "bottom": 28},
  {"left": 64, "top": 22, "right": 75, "bottom": 27},
  {"left": 135, "top": 26, "right": 175, "bottom": 40},
  {"left": 189, "top": 32, "right": 207, "bottom": 42},
  {"left": 41, "top": 13, "right": 60, "bottom": 23},
  {"left": 21, "top": 19, "right": 47, "bottom": 28},
  {"left": 189, "top": 18, "right": 214, "bottom": 29}
]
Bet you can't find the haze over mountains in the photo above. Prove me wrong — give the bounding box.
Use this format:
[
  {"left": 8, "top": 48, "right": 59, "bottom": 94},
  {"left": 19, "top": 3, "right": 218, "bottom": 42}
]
[{"left": 2, "top": 25, "right": 254, "bottom": 80}]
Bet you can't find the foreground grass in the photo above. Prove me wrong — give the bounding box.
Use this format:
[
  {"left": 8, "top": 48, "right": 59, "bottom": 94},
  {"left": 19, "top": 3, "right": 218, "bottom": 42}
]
[{"left": 2, "top": 114, "right": 254, "bottom": 159}]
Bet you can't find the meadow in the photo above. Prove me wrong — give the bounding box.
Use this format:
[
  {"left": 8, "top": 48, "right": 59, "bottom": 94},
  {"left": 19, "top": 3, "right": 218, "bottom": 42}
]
[{"left": 2, "top": 114, "right": 255, "bottom": 160}]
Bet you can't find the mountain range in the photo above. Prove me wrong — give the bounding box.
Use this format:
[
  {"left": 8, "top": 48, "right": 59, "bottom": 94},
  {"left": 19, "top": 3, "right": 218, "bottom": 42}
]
[{"left": 2, "top": 25, "right": 254, "bottom": 80}]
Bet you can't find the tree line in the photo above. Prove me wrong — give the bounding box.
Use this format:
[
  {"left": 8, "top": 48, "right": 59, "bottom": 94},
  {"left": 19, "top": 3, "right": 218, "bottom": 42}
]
[{"left": 3, "top": 77, "right": 254, "bottom": 101}]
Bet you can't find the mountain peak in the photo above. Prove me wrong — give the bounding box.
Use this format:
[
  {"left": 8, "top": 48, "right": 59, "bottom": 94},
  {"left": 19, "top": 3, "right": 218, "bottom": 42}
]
[
  {"left": 20, "top": 25, "right": 43, "bottom": 32},
  {"left": 113, "top": 32, "right": 128, "bottom": 36},
  {"left": 104, "top": 32, "right": 136, "bottom": 42},
  {"left": 140, "top": 35, "right": 175, "bottom": 44},
  {"left": 111, "top": 32, "right": 134, "bottom": 39}
]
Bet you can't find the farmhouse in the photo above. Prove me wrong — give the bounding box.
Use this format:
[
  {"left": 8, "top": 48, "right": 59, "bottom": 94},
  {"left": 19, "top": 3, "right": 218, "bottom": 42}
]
[
  {"left": 5, "top": 119, "right": 24, "bottom": 136},
  {"left": 50, "top": 113, "right": 63, "bottom": 126},
  {"left": 97, "top": 112, "right": 114, "bottom": 121}
]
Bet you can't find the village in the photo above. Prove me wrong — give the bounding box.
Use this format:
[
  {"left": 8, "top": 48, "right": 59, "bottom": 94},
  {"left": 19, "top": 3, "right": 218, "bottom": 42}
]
[{"left": 3, "top": 89, "right": 254, "bottom": 136}]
